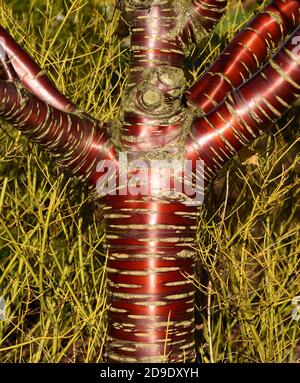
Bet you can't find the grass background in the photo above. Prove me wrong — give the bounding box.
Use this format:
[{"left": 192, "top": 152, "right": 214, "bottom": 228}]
[{"left": 0, "top": 0, "right": 299, "bottom": 362}]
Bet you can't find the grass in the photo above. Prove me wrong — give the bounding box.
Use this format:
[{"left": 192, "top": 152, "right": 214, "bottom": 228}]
[{"left": 0, "top": 0, "right": 299, "bottom": 363}]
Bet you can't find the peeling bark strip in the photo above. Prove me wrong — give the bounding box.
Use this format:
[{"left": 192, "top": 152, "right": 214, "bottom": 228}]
[
  {"left": 0, "top": 0, "right": 300, "bottom": 363},
  {"left": 186, "top": 0, "right": 300, "bottom": 113}
]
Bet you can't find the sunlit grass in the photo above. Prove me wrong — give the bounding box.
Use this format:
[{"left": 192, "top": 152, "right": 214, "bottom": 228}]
[{"left": 0, "top": 0, "right": 299, "bottom": 362}]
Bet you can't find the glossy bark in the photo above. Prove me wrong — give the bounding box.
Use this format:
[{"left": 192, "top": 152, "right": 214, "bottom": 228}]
[{"left": 0, "top": 0, "right": 299, "bottom": 363}]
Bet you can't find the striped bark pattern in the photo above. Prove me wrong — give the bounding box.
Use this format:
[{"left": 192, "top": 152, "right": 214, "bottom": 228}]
[
  {"left": 186, "top": 26, "right": 300, "bottom": 179},
  {"left": 0, "top": 0, "right": 299, "bottom": 363},
  {"left": 0, "top": 80, "right": 115, "bottom": 184},
  {"left": 104, "top": 0, "right": 199, "bottom": 362},
  {"left": 120, "top": 0, "right": 186, "bottom": 152},
  {"left": 181, "top": 0, "right": 228, "bottom": 43},
  {"left": 103, "top": 194, "right": 198, "bottom": 362},
  {"left": 186, "top": 0, "right": 300, "bottom": 112},
  {"left": 0, "top": 26, "right": 76, "bottom": 112}
]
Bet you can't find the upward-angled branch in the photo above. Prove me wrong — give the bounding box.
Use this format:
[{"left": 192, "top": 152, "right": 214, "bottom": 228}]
[
  {"left": 0, "top": 27, "right": 116, "bottom": 186},
  {"left": 180, "top": 0, "right": 228, "bottom": 44},
  {"left": 0, "top": 26, "right": 76, "bottom": 113},
  {"left": 0, "top": 79, "right": 116, "bottom": 185},
  {"left": 186, "top": 24, "right": 300, "bottom": 180},
  {"left": 186, "top": 0, "right": 300, "bottom": 113}
]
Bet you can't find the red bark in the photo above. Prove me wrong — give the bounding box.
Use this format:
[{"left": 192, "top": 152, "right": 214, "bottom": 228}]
[
  {"left": 0, "top": 26, "right": 76, "bottom": 112},
  {"left": 0, "top": 79, "right": 115, "bottom": 184},
  {"left": 103, "top": 1, "right": 199, "bottom": 362},
  {"left": 181, "top": 0, "right": 228, "bottom": 43},
  {"left": 103, "top": 194, "right": 197, "bottom": 362},
  {"left": 186, "top": 25, "right": 300, "bottom": 179},
  {"left": 186, "top": 0, "right": 300, "bottom": 113},
  {"left": 0, "top": 0, "right": 299, "bottom": 363}
]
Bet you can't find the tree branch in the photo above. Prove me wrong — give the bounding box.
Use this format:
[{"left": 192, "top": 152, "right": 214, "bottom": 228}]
[
  {"left": 180, "top": 0, "right": 228, "bottom": 44},
  {"left": 0, "top": 79, "right": 115, "bottom": 186},
  {"left": 186, "top": 24, "right": 300, "bottom": 180},
  {"left": 0, "top": 26, "right": 76, "bottom": 113},
  {"left": 186, "top": 0, "right": 300, "bottom": 113}
]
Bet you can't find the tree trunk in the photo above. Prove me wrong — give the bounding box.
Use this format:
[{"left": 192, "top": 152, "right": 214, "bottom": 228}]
[
  {"left": 0, "top": 0, "right": 299, "bottom": 363},
  {"left": 102, "top": 0, "right": 199, "bottom": 362}
]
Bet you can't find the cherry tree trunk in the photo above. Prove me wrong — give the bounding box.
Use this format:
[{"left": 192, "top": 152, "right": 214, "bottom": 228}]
[
  {"left": 0, "top": 0, "right": 299, "bottom": 363},
  {"left": 102, "top": 0, "right": 199, "bottom": 362}
]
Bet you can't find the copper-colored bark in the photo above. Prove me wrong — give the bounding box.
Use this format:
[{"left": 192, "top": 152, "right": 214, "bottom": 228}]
[
  {"left": 0, "top": 0, "right": 299, "bottom": 362},
  {"left": 186, "top": 0, "right": 300, "bottom": 113}
]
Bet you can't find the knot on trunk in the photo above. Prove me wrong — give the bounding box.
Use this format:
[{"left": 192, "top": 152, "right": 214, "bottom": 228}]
[
  {"left": 125, "top": 66, "right": 186, "bottom": 118},
  {"left": 116, "top": 0, "right": 155, "bottom": 11}
]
